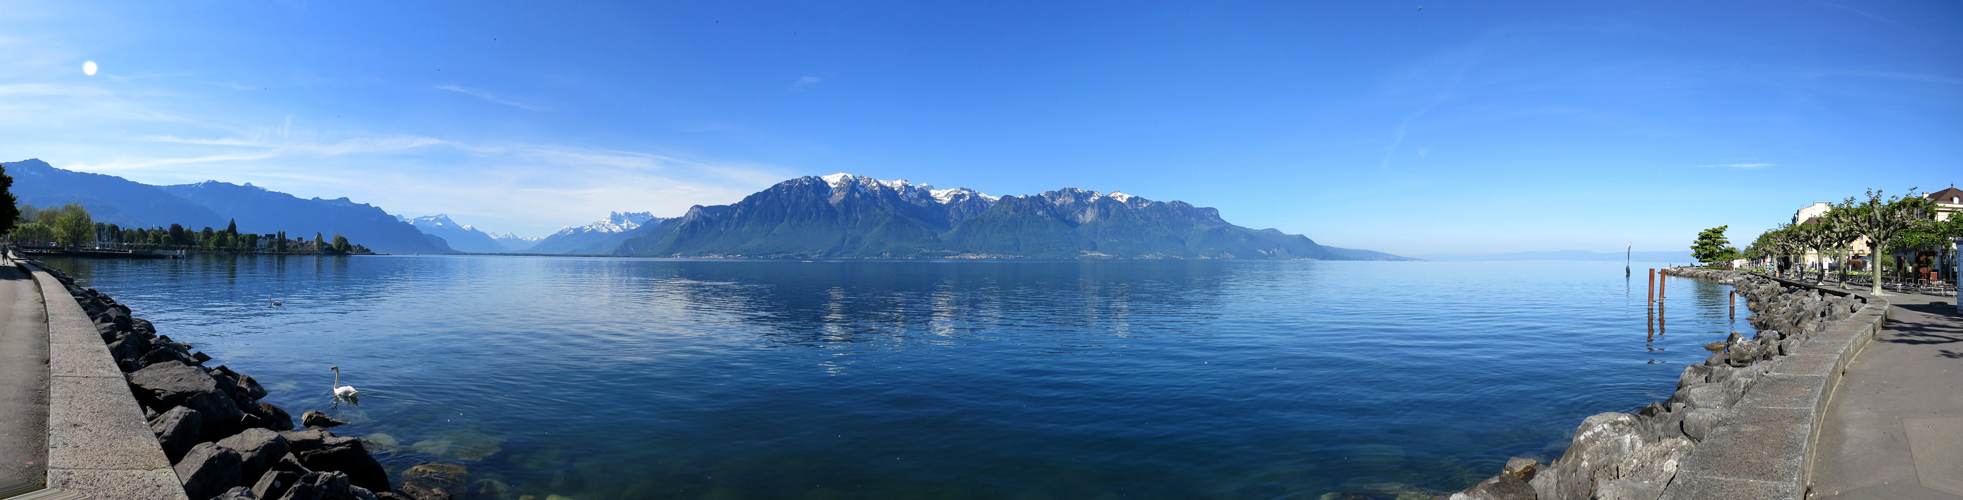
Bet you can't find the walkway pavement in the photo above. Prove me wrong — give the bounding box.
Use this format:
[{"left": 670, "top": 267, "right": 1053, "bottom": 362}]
[
  {"left": 0, "top": 260, "right": 50, "bottom": 497},
  {"left": 1813, "top": 290, "right": 1963, "bottom": 499}
]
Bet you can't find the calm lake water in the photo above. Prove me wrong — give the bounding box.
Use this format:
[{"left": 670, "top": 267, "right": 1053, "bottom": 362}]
[{"left": 41, "top": 255, "right": 1739, "bottom": 500}]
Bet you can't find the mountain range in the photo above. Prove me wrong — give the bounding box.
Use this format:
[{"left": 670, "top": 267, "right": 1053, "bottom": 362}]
[
  {"left": 4, "top": 159, "right": 449, "bottom": 253},
  {"left": 611, "top": 174, "right": 1409, "bottom": 260},
  {"left": 3, "top": 160, "right": 1407, "bottom": 260}
]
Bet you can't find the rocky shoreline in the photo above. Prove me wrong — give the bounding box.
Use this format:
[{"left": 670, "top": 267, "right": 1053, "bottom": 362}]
[
  {"left": 1444, "top": 268, "right": 1866, "bottom": 500},
  {"left": 31, "top": 261, "right": 459, "bottom": 500}
]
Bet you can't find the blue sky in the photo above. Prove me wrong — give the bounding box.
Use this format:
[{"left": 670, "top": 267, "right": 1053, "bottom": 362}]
[{"left": 3, "top": 1, "right": 1958, "bottom": 254}]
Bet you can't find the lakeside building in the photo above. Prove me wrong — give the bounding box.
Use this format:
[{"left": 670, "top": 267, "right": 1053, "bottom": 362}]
[{"left": 1925, "top": 186, "right": 1963, "bottom": 221}]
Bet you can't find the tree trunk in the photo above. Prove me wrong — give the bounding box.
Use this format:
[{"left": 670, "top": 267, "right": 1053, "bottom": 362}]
[{"left": 1873, "top": 241, "right": 1887, "bottom": 296}]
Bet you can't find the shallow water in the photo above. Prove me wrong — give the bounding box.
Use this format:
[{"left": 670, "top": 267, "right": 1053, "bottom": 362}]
[{"left": 42, "top": 255, "right": 1740, "bottom": 499}]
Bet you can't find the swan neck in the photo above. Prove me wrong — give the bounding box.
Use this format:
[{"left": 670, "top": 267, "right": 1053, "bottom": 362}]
[{"left": 333, "top": 370, "right": 340, "bottom": 389}]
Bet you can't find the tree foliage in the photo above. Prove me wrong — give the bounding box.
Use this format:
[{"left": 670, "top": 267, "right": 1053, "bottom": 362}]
[{"left": 1690, "top": 225, "right": 1737, "bottom": 264}]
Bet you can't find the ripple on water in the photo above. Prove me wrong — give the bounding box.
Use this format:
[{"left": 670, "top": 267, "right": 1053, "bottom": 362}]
[{"left": 41, "top": 256, "right": 1744, "bottom": 499}]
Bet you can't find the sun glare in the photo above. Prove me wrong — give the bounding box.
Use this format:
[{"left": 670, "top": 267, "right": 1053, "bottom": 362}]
[{"left": 82, "top": 60, "right": 98, "bottom": 76}]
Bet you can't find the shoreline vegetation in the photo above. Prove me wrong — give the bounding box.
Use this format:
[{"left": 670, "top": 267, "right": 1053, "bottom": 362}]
[{"left": 8, "top": 203, "right": 375, "bottom": 257}]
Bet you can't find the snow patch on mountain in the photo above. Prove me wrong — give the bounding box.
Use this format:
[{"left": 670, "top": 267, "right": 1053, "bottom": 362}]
[
  {"left": 553, "top": 211, "right": 661, "bottom": 235},
  {"left": 820, "top": 173, "right": 996, "bottom": 204}
]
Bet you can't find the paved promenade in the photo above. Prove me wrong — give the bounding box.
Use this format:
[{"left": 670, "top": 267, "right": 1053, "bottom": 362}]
[
  {"left": 1814, "top": 290, "right": 1963, "bottom": 499},
  {"left": 0, "top": 261, "right": 49, "bottom": 497}
]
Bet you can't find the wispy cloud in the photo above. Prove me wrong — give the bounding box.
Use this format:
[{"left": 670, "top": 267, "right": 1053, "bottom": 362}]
[
  {"left": 1696, "top": 163, "right": 1772, "bottom": 169},
  {"left": 435, "top": 85, "right": 545, "bottom": 111},
  {"left": 792, "top": 76, "right": 822, "bottom": 92}
]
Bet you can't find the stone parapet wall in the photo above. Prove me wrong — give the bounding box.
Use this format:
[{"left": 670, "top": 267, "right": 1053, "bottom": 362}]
[
  {"left": 1446, "top": 268, "right": 1887, "bottom": 500},
  {"left": 21, "top": 260, "right": 189, "bottom": 500}
]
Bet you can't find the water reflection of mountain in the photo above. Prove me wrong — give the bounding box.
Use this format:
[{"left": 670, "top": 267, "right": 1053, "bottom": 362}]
[{"left": 644, "top": 260, "right": 1266, "bottom": 350}]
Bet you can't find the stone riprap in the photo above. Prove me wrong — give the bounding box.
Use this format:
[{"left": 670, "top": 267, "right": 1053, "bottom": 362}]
[
  {"left": 1446, "top": 268, "right": 1885, "bottom": 500},
  {"left": 24, "top": 261, "right": 429, "bottom": 500}
]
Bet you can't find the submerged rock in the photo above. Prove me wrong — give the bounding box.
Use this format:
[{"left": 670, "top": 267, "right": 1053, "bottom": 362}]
[{"left": 302, "top": 411, "right": 349, "bottom": 429}]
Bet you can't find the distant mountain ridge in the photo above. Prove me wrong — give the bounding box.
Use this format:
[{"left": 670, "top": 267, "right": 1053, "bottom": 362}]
[
  {"left": 525, "top": 211, "right": 664, "bottom": 254},
  {"left": 407, "top": 214, "right": 507, "bottom": 253},
  {"left": 3, "top": 159, "right": 451, "bottom": 253},
  {"left": 615, "top": 173, "right": 1410, "bottom": 260}
]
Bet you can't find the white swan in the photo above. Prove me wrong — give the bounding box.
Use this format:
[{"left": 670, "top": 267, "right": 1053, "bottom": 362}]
[
  {"left": 270, "top": 296, "right": 283, "bottom": 307},
  {"left": 330, "top": 366, "right": 359, "bottom": 399}
]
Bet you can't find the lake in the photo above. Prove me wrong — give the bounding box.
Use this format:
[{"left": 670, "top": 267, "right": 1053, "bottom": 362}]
[{"left": 39, "top": 255, "right": 1739, "bottom": 500}]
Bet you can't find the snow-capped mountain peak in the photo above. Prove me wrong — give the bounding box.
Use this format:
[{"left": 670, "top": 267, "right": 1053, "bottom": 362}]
[{"left": 818, "top": 173, "right": 993, "bottom": 204}]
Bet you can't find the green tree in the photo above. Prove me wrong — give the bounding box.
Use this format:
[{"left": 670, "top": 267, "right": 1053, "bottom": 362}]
[
  {"left": 51, "top": 203, "right": 95, "bottom": 247},
  {"left": 1837, "top": 188, "right": 1936, "bottom": 295},
  {"left": 1690, "top": 225, "right": 1734, "bottom": 265},
  {"left": 226, "top": 218, "right": 237, "bottom": 235},
  {"left": 330, "top": 234, "right": 352, "bottom": 254},
  {"left": 314, "top": 232, "right": 324, "bottom": 252},
  {"left": 0, "top": 164, "right": 19, "bottom": 237}
]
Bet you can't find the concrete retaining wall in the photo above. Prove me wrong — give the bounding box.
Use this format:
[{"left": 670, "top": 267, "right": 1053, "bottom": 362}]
[
  {"left": 1659, "top": 276, "right": 1889, "bottom": 499},
  {"left": 21, "top": 261, "right": 188, "bottom": 500}
]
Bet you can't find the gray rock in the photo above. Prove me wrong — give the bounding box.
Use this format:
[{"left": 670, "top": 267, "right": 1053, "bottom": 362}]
[
  {"left": 239, "top": 374, "right": 270, "bottom": 400},
  {"left": 252, "top": 470, "right": 300, "bottom": 500},
  {"left": 1528, "top": 466, "right": 1559, "bottom": 500},
  {"left": 1680, "top": 409, "right": 1724, "bottom": 442},
  {"left": 301, "top": 411, "right": 348, "bottom": 429},
  {"left": 1607, "top": 437, "right": 1694, "bottom": 487},
  {"left": 150, "top": 405, "right": 203, "bottom": 464},
  {"left": 274, "top": 453, "right": 312, "bottom": 475},
  {"left": 1503, "top": 457, "right": 1542, "bottom": 481},
  {"left": 398, "top": 481, "right": 452, "bottom": 500},
  {"left": 1548, "top": 413, "right": 1649, "bottom": 499},
  {"left": 128, "top": 361, "right": 244, "bottom": 435},
  {"left": 278, "top": 471, "right": 352, "bottom": 500},
  {"left": 294, "top": 434, "right": 391, "bottom": 493},
  {"left": 1675, "top": 384, "right": 1733, "bottom": 410},
  {"left": 213, "top": 486, "right": 258, "bottom": 500},
  {"left": 258, "top": 402, "right": 296, "bottom": 431},
  {"left": 1449, "top": 473, "right": 1535, "bottom": 500},
  {"left": 219, "top": 428, "right": 291, "bottom": 487},
  {"left": 176, "top": 442, "right": 243, "bottom": 500},
  {"left": 1675, "top": 365, "right": 1712, "bottom": 389},
  {"left": 1593, "top": 479, "right": 1662, "bottom": 500}
]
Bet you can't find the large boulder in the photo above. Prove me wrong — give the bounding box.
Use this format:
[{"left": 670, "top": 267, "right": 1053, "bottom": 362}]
[
  {"left": 239, "top": 374, "right": 270, "bottom": 400},
  {"left": 128, "top": 361, "right": 244, "bottom": 433},
  {"left": 176, "top": 442, "right": 243, "bottom": 500},
  {"left": 1593, "top": 479, "right": 1663, "bottom": 500},
  {"left": 279, "top": 471, "right": 352, "bottom": 500},
  {"left": 1548, "top": 413, "right": 1649, "bottom": 499},
  {"left": 151, "top": 406, "right": 203, "bottom": 464},
  {"left": 258, "top": 402, "right": 296, "bottom": 431},
  {"left": 218, "top": 428, "right": 291, "bottom": 487},
  {"left": 293, "top": 434, "right": 391, "bottom": 493},
  {"left": 1609, "top": 437, "right": 1695, "bottom": 487},
  {"left": 1680, "top": 409, "right": 1724, "bottom": 442},
  {"left": 253, "top": 470, "right": 300, "bottom": 500},
  {"left": 212, "top": 486, "right": 257, "bottom": 500}
]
